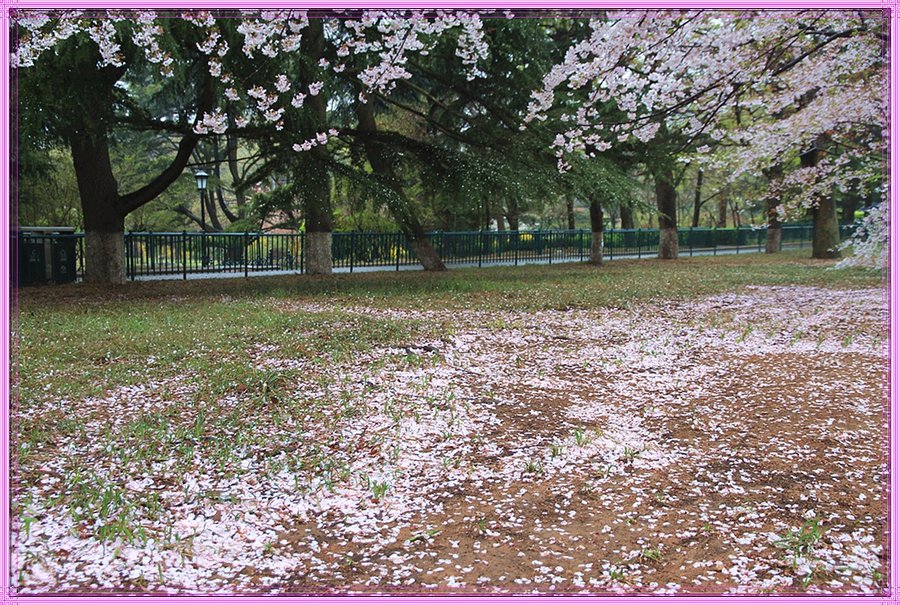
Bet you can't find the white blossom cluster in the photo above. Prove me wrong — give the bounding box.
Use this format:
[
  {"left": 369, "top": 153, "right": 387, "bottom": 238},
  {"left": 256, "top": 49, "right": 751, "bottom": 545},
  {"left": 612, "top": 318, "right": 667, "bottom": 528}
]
[
  {"left": 12, "top": 11, "right": 98, "bottom": 68},
  {"left": 341, "top": 11, "right": 489, "bottom": 98},
  {"left": 133, "top": 12, "right": 172, "bottom": 76},
  {"left": 524, "top": 11, "right": 766, "bottom": 167},
  {"left": 236, "top": 11, "right": 307, "bottom": 58},
  {"left": 528, "top": 11, "right": 883, "bottom": 161},
  {"left": 523, "top": 10, "right": 886, "bottom": 265},
  {"left": 11, "top": 9, "right": 489, "bottom": 152},
  {"left": 834, "top": 203, "right": 890, "bottom": 270}
]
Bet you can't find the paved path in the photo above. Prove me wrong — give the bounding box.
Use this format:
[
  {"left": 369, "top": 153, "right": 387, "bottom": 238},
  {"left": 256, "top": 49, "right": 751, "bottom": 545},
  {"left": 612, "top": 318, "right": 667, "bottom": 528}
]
[{"left": 129, "top": 244, "right": 806, "bottom": 282}]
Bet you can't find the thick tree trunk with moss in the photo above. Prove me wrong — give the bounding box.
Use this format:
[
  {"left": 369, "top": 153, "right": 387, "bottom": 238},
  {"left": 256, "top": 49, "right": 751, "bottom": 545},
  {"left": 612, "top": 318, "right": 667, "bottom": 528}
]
[
  {"left": 588, "top": 200, "right": 604, "bottom": 265},
  {"left": 654, "top": 166, "right": 679, "bottom": 259},
  {"left": 801, "top": 140, "right": 841, "bottom": 259}
]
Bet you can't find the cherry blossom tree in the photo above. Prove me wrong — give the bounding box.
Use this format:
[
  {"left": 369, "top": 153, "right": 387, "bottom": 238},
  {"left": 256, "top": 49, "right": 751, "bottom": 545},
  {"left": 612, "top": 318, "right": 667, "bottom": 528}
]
[
  {"left": 13, "top": 11, "right": 215, "bottom": 283},
  {"left": 11, "top": 9, "right": 492, "bottom": 281},
  {"left": 525, "top": 9, "right": 887, "bottom": 261}
]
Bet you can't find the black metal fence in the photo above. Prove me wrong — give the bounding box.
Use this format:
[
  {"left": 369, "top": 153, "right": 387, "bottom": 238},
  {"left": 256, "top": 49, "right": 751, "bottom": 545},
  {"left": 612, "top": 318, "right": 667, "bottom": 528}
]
[{"left": 12, "top": 224, "right": 846, "bottom": 284}]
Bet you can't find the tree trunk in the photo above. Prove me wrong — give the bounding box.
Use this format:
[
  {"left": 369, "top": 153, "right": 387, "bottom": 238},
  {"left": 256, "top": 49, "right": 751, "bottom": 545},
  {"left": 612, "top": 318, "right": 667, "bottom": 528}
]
[
  {"left": 588, "top": 200, "right": 604, "bottom": 265},
  {"left": 202, "top": 138, "right": 225, "bottom": 231},
  {"left": 84, "top": 227, "right": 126, "bottom": 284},
  {"left": 731, "top": 200, "right": 741, "bottom": 229},
  {"left": 203, "top": 189, "right": 223, "bottom": 232},
  {"left": 495, "top": 210, "right": 506, "bottom": 232},
  {"left": 692, "top": 169, "right": 703, "bottom": 228},
  {"left": 224, "top": 130, "right": 245, "bottom": 222},
  {"left": 355, "top": 97, "right": 445, "bottom": 271},
  {"left": 812, "top": 198, "right": 841, "bottom": 259},
  {"left": 505, "top": 198, "right": 520, "bottom": 231},
  {"left": 71, "top": 130, "right": 128, "bottom": 284},
  {"left": 654, "top": 166, "right": 679, "bottom": 259},
  {"left": 620, "top": 205, "right": 634, "bottom": 229},
  {"left": 300, "top": 18, "right": 334, "bottom": 274},
  {"left": 763, "top": 164, "right": 783, "bottom": 253},
  {"left": 410, "top": 239, "right": 446, "bottom": 271},
  {"left": 302, "top": 155, "right": 333, "bottom": 275},
  {"left": 716, "top": 194, "right": 728, "bottom": 228},
  {"left": 68, "top": 72, "right": 210, "bottom": 284},
  {"left": 305, "top": 231, "right": 332, "bottom": 275},
  {"left": 766, "top": 222, "right": 782, "bottom": 254},
  {"left": 566, "top": 191, "right": 576, "bottom": 230},
  {"left": 801, "top": 139, "right": 841, "bottom": 259},
  {"left": 840, "top": 180, "right": 858, "bottom": 224},
  {"left": 840, "top": 196, "right": 857, "bottom": 224}
]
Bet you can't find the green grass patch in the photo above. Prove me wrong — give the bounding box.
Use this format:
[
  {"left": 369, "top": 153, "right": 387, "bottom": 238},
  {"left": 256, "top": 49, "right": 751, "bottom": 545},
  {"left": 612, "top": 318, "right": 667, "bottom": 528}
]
[{"left": 12, "top": 250, "right": 880, "bottom": 404}]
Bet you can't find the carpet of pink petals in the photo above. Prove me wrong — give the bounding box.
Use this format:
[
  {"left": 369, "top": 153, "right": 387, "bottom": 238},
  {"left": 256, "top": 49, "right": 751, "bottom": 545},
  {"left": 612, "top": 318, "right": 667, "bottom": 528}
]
[{"left": 12, "top": 285, "right": 888, "bottom": 595}]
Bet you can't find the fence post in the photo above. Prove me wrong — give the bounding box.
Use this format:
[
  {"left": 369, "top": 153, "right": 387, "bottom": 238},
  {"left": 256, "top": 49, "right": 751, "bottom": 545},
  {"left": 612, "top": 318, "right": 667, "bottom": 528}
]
[
  {"left": 244, "top": 232, "right": 249, "bottom": 278},
  {"left": 548, "top": 231, "right": 553, "bottom": 265},
  {"left": 688, "top": 227, "right": 694, "bottom": 257},
  {"left": 713, "top": 227, "right": 717, "bottom": 256},
  {"left": 637, "top": 229, "right": 642, "bottom": 259},
  {"left": 125, "top": 231, "right": 132, "bottom": 281},
  {"left": 182, "top": 231, "right": 187, "bottom": 279},
  {"left": 395, "top": 232, "right": 401, "bottom": 271},
  {"left": 147, "top": 231, "right": 155, "bottom": 273}
]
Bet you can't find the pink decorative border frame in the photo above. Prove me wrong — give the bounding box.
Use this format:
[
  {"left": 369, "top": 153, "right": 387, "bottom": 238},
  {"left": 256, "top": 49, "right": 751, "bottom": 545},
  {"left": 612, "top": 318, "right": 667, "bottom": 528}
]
[{"left": 0, "top": 3, "right": 894, "bottom": 603}]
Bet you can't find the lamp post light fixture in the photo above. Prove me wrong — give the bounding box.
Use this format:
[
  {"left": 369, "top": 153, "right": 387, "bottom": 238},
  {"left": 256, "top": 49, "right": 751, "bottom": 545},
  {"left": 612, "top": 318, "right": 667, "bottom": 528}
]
[{"left": 194, "top": 170, "right": 209, "bottom": 267}]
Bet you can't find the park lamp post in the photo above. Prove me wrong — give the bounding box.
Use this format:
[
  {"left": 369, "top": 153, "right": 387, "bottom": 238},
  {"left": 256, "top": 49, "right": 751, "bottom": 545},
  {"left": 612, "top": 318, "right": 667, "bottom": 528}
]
[{"left": 194, "top": 169, "right": 209, "bottom": 267}]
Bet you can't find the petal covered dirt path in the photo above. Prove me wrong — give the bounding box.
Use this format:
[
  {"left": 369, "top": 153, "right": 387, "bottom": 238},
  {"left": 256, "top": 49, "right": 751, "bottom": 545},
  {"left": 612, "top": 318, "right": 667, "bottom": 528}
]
[{"left": 12, "top": 285, "right": 888, "bottom": 595}]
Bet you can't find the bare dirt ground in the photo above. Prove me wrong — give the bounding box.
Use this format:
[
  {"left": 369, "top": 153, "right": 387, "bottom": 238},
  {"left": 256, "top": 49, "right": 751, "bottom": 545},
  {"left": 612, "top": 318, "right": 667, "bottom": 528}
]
[{"left": 12, "top": 284, "right": 889, "bottom": 595}]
